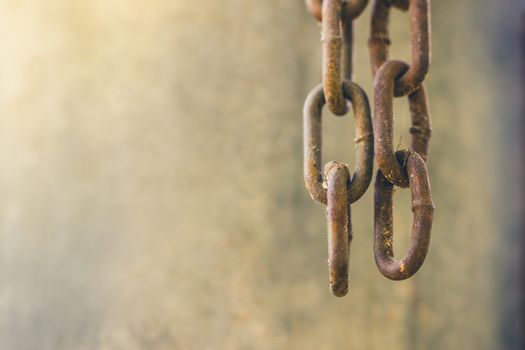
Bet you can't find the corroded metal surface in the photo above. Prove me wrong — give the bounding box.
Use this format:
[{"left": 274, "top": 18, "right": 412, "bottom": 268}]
[
  {"left": 341, "top": 8, "right": 355, "bottom": 81},
  {"left": 373, "top": 60, "right": 432, "bottom": 187},
  {"left": 368, "top": 0, "right": 434, "bottom": 284},
  {"left": 0, "top": 0, "right": 517, "bottom": 347},
  {"left": 322, "top": 0, "right": 348, "bottom": 115},
  {"left": 304, "top": 0, "right": 433, "bottom": 293},
  {"left": 408, "top": 83, "right": 432, "bottom": 162},
  {"left": 325, "top": 161, "right": 352, "bottom": 296},
  {"left": 369, "top": 0, "right": 430, "bottom": 96},
  {"left": 304, "top": 0, "right": 372, "bottom": 296},
  {"left": 374, "top": 150, "right": 434, "bottom": 280},
  {"left": 304, "top": 81, "right": 374, "bottom": 205},
  {"left": 308, "top": 0, "right": 368, "bottom": 83}
]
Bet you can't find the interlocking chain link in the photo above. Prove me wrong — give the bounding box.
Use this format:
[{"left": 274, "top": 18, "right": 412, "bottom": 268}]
[
  {"left": 302, "top": 0, "right": 435, "bottom": 293},
  {"left": 325, "top": 161, "right": 351, "bottom": 296},
  {"left": 304, "top": 82, "right": 374, "bottom": 205},
  {"left": 370, "top": 0, "right": 434, "bottom": 281},
  {"left": 322, "top": 0, "right": 348, "bottom": 115},
  {"left": 373, "top": 60, "right": 431, "bottom": 187},
  {"left": 369, "top": 0, "right": 430, "bottom": 96},
  {"left": 307, "top": 0, "right": 368, "bottom": 84},
  {"left": 304, "top": 81, "right": 373, "bottom": 296},
  {"left": 303, "top": 0, "right": 372, "bottom": 297},
  {"left": 374, "top": 150, "right": 433, "bottom": 280}
]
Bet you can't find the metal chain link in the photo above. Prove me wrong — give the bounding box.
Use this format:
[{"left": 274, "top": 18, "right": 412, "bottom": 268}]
[
  {"left": 322, "top": 0, "right": 349, "bottom": 115},
  {"left": 325, "top": 161, "right": 352, "bottom": 296},
  {"left": 307, "top": 0, "right": 368, "bottom": 83},
  {"left": 373, "top": 60, "right": 431, "bottom": 187},
  {"left": 303, "top": 81, "right": 373, "bottom": 297},
  {"left": 369, "top": 0, "right": 430, "bottom": 96},
  {"left": 304, "top": 82, "right": 373, "bottom": 205},
  {"left": 374, "top": 150, "right": 433, "bottom": 280},
  {"left": 370, "top": 0, "right": 434, "bottom": 281},
  {"left": 303, "top": 0, "right": 372, "bottom": 297},
  {"left": 302, "top": 0, "right": 434, "bottom": 292}
]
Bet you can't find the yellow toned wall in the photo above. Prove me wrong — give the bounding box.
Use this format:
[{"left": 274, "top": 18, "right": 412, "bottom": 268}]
[{"left": 0, "top": 1, "right": 522, "bottom": 349}]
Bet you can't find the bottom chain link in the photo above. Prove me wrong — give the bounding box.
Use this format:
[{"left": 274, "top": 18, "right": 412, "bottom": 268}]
[
  {"left": 374, "top": 150, "right": 434, "bottom": 280},
  {"left": 303, "top": 80, "right": 373, "bottom": 296},
  {"left": 325, "top": 161, "right": 352, "bottom": 296}
]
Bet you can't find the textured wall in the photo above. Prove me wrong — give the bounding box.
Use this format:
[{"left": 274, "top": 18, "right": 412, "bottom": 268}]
[{"left": 0, "top": 1, "right": 522, "bottom": 349}]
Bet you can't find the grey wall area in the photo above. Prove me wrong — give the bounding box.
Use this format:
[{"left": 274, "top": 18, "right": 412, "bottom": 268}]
[{"left": 0, "top": 1, "right": 522, "bottom": 349}]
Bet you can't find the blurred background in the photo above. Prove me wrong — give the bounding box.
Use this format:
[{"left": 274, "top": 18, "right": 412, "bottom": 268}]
[{"left": 0, "top": 1, "right": 523, "bottom": 349}]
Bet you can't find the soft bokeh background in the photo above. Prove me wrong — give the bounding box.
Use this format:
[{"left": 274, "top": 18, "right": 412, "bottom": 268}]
[{"left": 0, "top": 1, "right": 522, "bottom": 349}]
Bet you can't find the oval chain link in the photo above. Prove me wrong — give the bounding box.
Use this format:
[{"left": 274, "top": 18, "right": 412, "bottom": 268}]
[
  {"left": 303, "top": 0, "right": 434, "bottom": 292},
  {"left": 374, "top": 150, "right": 434, "bottom": 280},
  {"left": 373, "top": 60, "right": 432, "bottom": 187},
  {"left": 322, "top": 0, "right": 348, "bottom": 115},
  {"left": 303, "top": 80, "right": 373, "bottom": 296},
  {"left": 304, "top": 81, "right": 374, "bottom": 205},
  {"left": 325, "top": 161, "right": 352, "bottom": 296},
  {"left": 369, "top": 0, "right": 430, "bottom": 96},
  {"left": 372, "top": 59, "right": 433, "bottom": 279}
]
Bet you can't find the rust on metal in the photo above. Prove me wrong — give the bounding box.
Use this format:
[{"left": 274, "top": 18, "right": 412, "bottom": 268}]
[
  {"left": 373, "top": 60, "right": 432, "bottom": 187},
  {"left": 304, "top": 81, "right": 374, "bottom": 205},
  {"left": 408, "top": 83, "right": 432, "bottom": 162},
  {"left": 325, "top": 161, "right": 352, "bottom": 296},
  {"left": 374, "top": 150, "right": 434, "bottom": 280},
  {"left": 368, "top": 0, "right": 391, "bottom": 78},
  {"left": 306, "top": 0, "right": 368, "bottom": 22},
  {"left": 303, "top": 0, "right": 433, "bottom": 292},
  {"left": 309, "top": 0, "right": 368, "bottom": 113},
  {"left": 369, "top": 0, "right": 430, "bottom": 96},
  {"left": 341, "top": 8, "right": 354, "bottom": 81},
  {"left": 322, "top": 0, "right": 348, "bottom": 115}
]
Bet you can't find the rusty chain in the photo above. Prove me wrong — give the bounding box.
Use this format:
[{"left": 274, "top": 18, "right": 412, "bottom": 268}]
[
  {"left": 307, "top": 0, "right": 367, "bottom": 88},
  {"left": 304, "top": 82, "right": 374, "bottom": 206},
  {"left": 325, "top": 161, "right": 352, "bottom": 296},
  {"left": 304, "top": 81, "right": 373, "bottom": 296},
  {"left": 370, "top": 0, "right": 434, "bottom": 280},
  {"left": 304, "top": 0, "right": 372, "bottom": 296},
  {"left": 373, "top": 60, "right": 432, "bottom": 187},
  {"left": 374, "top": 150, "right": 433, "bottom": 280},
  {"left": 302, "top": 0, "right": 434, "bottom": 294},
  {"left": 369, "top": 0, "right": 430, "bottom": 96}
]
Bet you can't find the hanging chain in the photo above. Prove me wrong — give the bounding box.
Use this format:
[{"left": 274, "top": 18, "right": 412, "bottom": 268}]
[
  {"left": 303, "top": 0, "right": 435, "bottom": 295},
  {"left": 303, "top": 0, "right": 373, "bottom": 297},
  {"left": 369, "top": 0, "right": 434, "bottom": 281},
  {"left": 374, "top": 150, "right": 433, "bottom": 280},
  {"left": 369, "top": 0, "right": 430, "bottom": 96}
]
